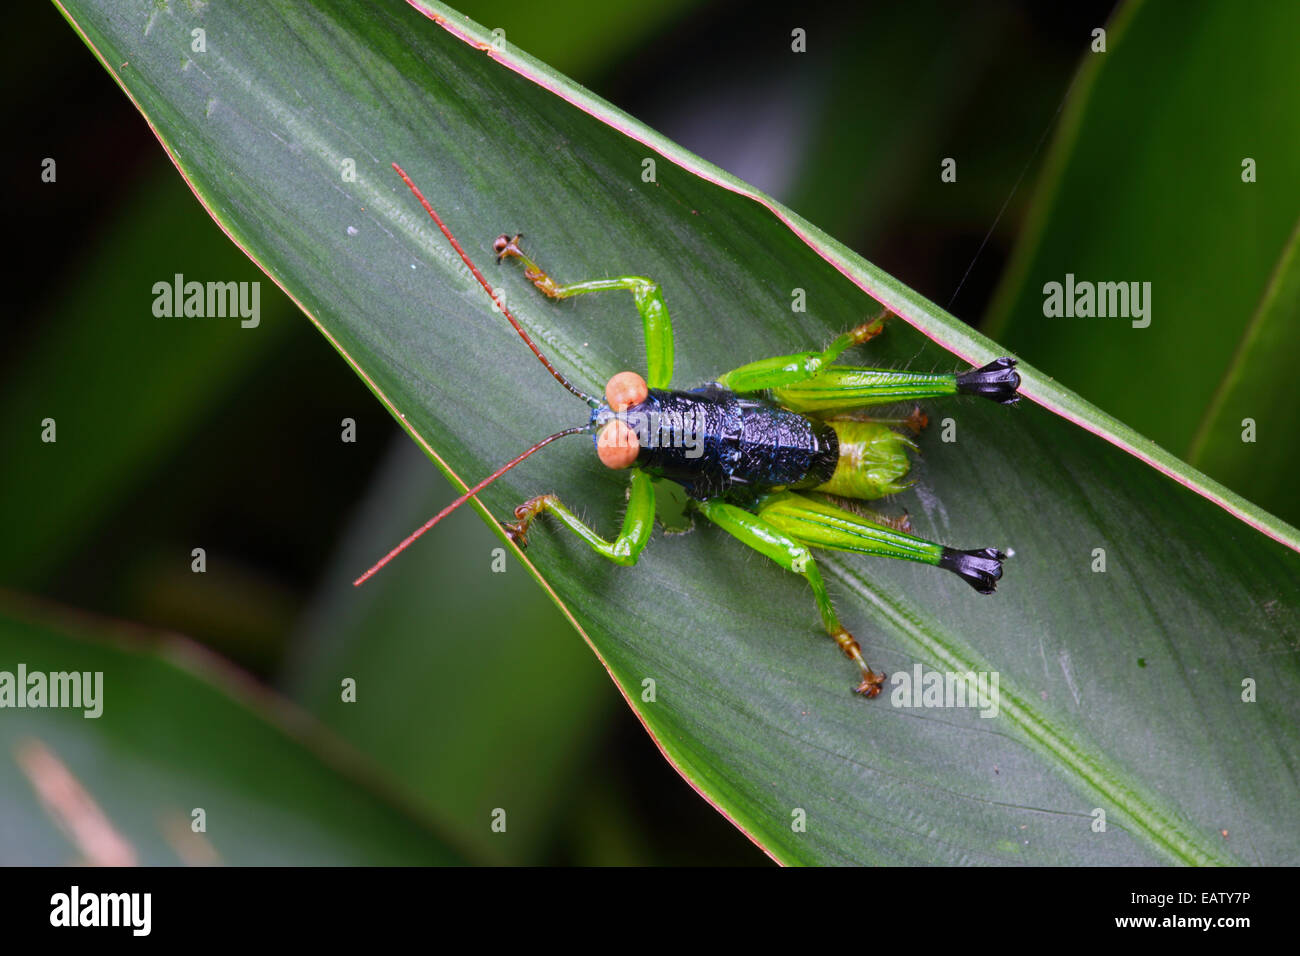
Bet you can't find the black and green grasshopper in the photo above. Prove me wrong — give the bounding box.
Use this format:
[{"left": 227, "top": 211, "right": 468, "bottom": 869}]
[{"left": 358, "top": 163, "right": 1021, "bottom": 698}]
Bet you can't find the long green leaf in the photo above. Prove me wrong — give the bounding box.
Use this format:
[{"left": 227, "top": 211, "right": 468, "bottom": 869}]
[{"left": 54, "top": 0, "right": 1300, "bottom": 865}]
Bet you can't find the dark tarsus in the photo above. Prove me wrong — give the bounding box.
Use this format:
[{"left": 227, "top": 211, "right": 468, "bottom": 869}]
[{"left": 956, "top": 357, "right": 1021, "bottom": 405}]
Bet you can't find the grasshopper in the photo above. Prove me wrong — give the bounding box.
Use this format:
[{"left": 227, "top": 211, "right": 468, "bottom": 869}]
[{"left": 358, "top": 164, "right": 1020, "bottom": 697}]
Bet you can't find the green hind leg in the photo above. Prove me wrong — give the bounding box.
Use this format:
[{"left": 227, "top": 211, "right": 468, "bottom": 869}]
[
  {"left": 495, "top": 235, "right": 673, "bottom": 388},
  {"left": 773, "top": 357, "right": 1022, "bottom": 413},
  {"left": 695, "top": 498, "right": 887, "bottom": 697},
  {"left": 713, "top": 313, "right": 971, "bottom": 412},
  {"left": 715, "top": 311, "right": 1021, "bottom": 412},
  {"left": 754, "top": 491, "right": 1006, "bottom": 594}
]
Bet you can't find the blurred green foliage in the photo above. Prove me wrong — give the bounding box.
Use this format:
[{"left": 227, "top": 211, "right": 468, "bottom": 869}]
[{"left": 986, "top": 0, "right": 1300, "bottom": 526}]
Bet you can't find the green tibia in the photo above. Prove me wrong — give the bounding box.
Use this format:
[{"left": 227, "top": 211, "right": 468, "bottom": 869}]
[
  {"left": 754, "top": 491, "right": 945, "bottom": 567},
  {"left": 715, "top": 314, "right": 885, "bottom": 393},
  {"left": 508, "top": 470, "right": 655, "bottom": 566},
  {"left": 813, "top": 421, "right": 917, "bottom": 499},
  {"left": 497, "top": 237, "right": 673, "bottom": 388},
  {"left": 773, "top": 367, "right": 959, "bottom": 413}
]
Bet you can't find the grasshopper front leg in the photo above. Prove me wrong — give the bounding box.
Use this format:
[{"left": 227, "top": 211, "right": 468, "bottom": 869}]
[
  {"left": 504, "top": 469, "right": 656, "bottom": 567},
  {"left": 495, "top": 235, "right": 674, "bottom": 389}
]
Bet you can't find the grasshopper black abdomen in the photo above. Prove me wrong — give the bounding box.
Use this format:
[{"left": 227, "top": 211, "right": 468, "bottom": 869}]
[{"left": 623, "top": 385, "right": 838, "bottom": 499}]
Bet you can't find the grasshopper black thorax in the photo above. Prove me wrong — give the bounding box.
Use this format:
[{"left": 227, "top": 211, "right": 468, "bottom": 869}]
[{"left": 592, "top": 384, "right": 839, "bottom": 499}]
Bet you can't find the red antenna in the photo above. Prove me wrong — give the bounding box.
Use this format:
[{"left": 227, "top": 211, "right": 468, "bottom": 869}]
[
  {"left": 353, "top": 426, "right": 587, "bottom": 586},
  {"left": 391, "top": 162, "right": 596, "bottom": 405}
]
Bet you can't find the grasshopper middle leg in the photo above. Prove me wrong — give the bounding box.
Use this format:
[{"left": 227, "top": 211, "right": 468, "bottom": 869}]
[
  {"left": 695, "top": 498, "right": 887, "bottom": 697},
  {"left": 503, "top": 470, "right": 656, "bottom": 567},
  {"left": 714, "top": 310, "right": 888, "bottom": 393}
]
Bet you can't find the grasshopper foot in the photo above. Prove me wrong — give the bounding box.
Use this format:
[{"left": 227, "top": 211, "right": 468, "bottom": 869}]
[
  {"left": 940, "top": 546, "right": 1006, "bottom": 594},
  {"left": 493, "top": 233, "right": 524, "bottom": 262},
  {"left": 834, "top": 628, "right": 886, "bottom": 699},
  {"left": 848, "top": 312, "right": 890, "bottom": 346},
  {"left": 501, "top": 519, "right": 529, "bottom": 549},
  {"left": 854, "top": 669, "right": 887, "bottom": 699},
  {"left": 893, "top": 509, "right": 913, "bottom": 534},
  {"left": 503, "top": 494, "right": 559, "bottom": 549},
  {"left": 904, "top": 405, "right": 930, "bottom": 434},
  {"left": 493, "top": 234, "right": 560, "bottom": 296},
  {"left": 956, "top": 357, "right": 1020, "bottom": 405}
]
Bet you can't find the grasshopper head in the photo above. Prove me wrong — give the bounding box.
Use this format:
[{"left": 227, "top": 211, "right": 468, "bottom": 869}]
[{"left": 589, "top": 371, "right": 649, "bottom": 469}]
